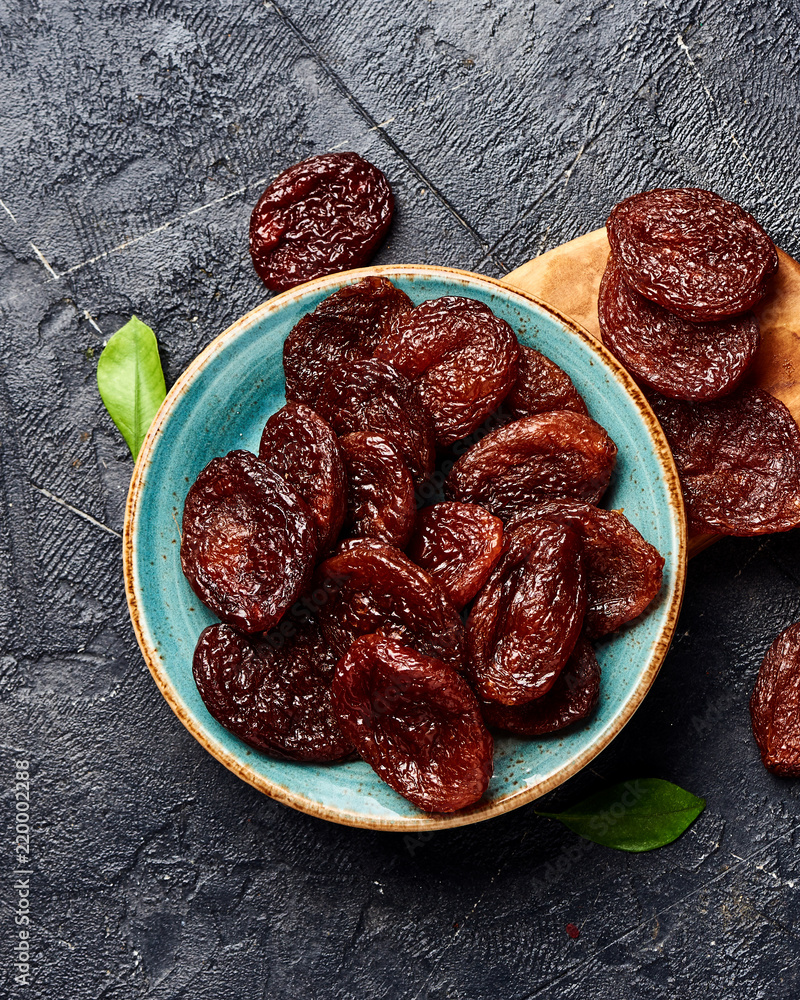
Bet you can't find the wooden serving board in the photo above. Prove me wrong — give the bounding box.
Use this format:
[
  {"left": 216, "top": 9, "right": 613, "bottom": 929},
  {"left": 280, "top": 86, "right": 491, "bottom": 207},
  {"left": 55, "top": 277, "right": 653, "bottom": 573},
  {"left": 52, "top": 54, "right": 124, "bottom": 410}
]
[{"left": 501, "top": 229, "right": 800, "bottom": 558}]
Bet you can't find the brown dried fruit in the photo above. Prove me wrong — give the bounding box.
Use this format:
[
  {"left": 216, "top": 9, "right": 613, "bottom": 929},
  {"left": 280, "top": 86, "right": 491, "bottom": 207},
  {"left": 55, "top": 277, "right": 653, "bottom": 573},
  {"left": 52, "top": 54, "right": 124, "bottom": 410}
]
[
  {"left": 374, "top": 296, "right": 520, "bottom": 446},
  {"left": 750, "top": 621, "right": 800, "bottom": 777},
  {"left": 249, "top": 153, "right": 394, "bottom": 291},
  {"left": 508, "top": 501, "right": 664, "bottom": 638},
  {"left": 331, "top": 633, "right": 493, "bottom": 812},
  {"left": 259, "top": 402, "right": 346, "bottom": 551},
  {"left": 193, "top": 621, "right": 352, "bottom": 762},
  {"left": 407, "top": 502, "right": 504, "bottom": 611},
  {"left": 507, "top": 346, "right": 588, "bottom": 419},
  {"left": 339, "top": 432, "right": 416, "bottom": 549},
  {"left": 313, "top": 358, "right": 435, "bottom": 485},
  {"left": 283, "top": 277, "right": 412, "bottom": 406},
  {"left": 316, "top": 541, "right": 464, "bottom": 672},
  {"left": 466, "top": 519, "right": 587, "bottom": 705},
  {"left": 598, "top": 253, "right": 760, "bottom": 401},
  {"left": 480, "top": 637, "right": 600, "bottom": 736},
  {"left": 648, "top": 388, "right": 800, "bottom": 535},
  {"left": 446, "top": 412, "right": 617, "bottom": 519},
  {"left": 606, "top": 187, "right": 778, "bottom": 321},
  {"left": 180, "top": 450, "right": 317, "bottom": 633}
]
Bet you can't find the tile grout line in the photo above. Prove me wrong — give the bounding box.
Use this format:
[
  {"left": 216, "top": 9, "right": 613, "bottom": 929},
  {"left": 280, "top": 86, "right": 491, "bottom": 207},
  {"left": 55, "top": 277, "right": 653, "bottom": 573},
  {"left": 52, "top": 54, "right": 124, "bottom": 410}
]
[
  {"left": 265, "top": 0, "right": 509, "bottom": 272},
  {"left": 478, "top": 38, "right": 688, "bottom": 266},
  {"left": 58, "top": 179, "right": 271, "bottom": 278},
  {"left": 675, "top": 32, "right": 793, "bottom": 232},
  {"left": 520, "top": 824, "right": 800, "bottom": 1000},
  {"left": 31, "top": 484, "right": 122, "bottom": 540},
  {"left": 0, "top": 198, "right": 17, "bottom": 223},
  {"left": 11, "top": 60, "right": 494, "bottom": 282}
]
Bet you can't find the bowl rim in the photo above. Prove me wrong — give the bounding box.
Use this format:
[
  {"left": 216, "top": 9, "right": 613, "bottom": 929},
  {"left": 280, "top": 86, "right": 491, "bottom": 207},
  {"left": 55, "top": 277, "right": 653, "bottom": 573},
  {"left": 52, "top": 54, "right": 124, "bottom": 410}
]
[{"left": 123, "top": 263, "right": 687, "bottom": 832}]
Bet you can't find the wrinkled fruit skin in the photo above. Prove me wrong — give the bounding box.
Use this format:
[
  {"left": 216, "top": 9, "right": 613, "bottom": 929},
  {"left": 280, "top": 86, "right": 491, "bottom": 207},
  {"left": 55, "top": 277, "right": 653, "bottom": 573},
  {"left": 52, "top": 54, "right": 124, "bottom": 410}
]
[
  {"left": 480, "top": 637, "right": 600, "bottom": 736},
  {"left": 750, "top": 621, "right": 800, "bottom": 776},
  {"left": 374, "top": 295, "right": 520, "bottom": 446},
  {"left": 407, "top": 502, "right": 504, "bottom": 611},
  {"left": 598, "top": 253, "right": 760, "bottom": 402},
  {"left": 193, "top": 622, "right": 352, "bottom": 762},
  {"left": 340, "top": 431, "right": 416, "bottom": 549},
  {"left": 507, "top": 346, "right": 588, "bottom": 419},
  {"left": 466, "top": 519, "right": 587, "bottom": 705},
  {"left": 259, "top": 402, "right": 346, "bottom": 552},
  {"left": 446, "top": 411, "right": 617, "bottom": 519},
  {"left": 315, "top": 541, "right": 465, "bottom": 673},
  {"left": 180, "top": 450, "right": 317, "bottom": 632},
  {"left": 249, "top": 153, "right": 394, "bottom": 291},
  {"left": 508, "top": 501, "right": 664, "bottom": 638},
  {"left": 606, "top": 187, "right": 778, "bottom": 321},
  {"left": 648, "top": 387, "right": 800, "bottom": 535},
  {"left": 283, "top": 277, "right": 412, "bottom": 406},
  {"left": 313, "top": 358, "right": 435, "bottom": 485},
  {"left": 332, "top": 634, "right": 493, "bottom": 812}
]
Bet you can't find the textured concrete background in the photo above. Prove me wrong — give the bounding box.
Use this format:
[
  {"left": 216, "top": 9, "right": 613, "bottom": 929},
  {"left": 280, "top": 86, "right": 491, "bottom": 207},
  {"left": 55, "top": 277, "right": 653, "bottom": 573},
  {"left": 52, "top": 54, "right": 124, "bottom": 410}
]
[{"left": 1, "top": 1, "right": 799, "bottom": 997}]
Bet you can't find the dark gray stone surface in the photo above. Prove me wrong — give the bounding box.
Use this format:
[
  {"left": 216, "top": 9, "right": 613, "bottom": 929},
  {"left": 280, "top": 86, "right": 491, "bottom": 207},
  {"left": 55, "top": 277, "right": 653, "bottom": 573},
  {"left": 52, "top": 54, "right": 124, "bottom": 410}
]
[{"left": 2, "top": 1, "right": 799, "bottom": 996}]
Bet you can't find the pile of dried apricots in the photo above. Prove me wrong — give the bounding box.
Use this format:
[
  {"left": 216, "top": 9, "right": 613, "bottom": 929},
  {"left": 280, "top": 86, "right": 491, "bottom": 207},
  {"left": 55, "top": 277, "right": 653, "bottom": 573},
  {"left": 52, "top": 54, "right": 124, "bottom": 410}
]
[{"left": 180, "top": 157, "right": 800, "bottom": 813}]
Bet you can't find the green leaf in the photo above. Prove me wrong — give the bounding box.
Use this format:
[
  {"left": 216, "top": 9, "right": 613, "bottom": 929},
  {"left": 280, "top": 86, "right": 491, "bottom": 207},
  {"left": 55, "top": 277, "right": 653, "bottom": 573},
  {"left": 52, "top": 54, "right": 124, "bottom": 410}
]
[
  {"left": 96, "top": 316, "right": 167, "bottom": 460},
  {"left": 536, "top": 779, "right": 705, "bottom": 852}
]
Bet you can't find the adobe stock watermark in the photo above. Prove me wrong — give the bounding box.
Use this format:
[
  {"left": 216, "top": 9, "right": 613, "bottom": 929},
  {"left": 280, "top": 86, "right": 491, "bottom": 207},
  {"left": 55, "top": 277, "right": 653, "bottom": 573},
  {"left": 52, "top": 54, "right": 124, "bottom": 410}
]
[{"left": 10, "top": 757, "right": 32, "bottom": 987}]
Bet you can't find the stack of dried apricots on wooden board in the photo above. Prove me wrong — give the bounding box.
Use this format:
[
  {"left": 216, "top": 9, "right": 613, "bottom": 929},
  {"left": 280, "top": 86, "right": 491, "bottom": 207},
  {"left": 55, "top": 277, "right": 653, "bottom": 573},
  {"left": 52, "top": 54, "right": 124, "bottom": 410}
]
[{"left": 179, "top": 156, "right": 800, "bottom": 814}]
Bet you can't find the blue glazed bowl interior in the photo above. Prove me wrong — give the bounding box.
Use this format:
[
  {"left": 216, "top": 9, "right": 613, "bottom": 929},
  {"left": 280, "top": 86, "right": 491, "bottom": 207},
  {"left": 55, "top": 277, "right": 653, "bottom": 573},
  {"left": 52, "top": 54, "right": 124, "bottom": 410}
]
[{"left": 127, "top": 265, "right": 684, "bottom": 830}]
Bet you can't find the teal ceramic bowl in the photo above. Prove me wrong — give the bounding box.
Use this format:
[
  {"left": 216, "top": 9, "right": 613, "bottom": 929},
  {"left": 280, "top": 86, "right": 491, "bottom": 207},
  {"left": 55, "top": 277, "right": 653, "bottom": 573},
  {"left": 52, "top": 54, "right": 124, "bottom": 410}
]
[{"left": 124, "top": 265, "right": 686, "bottom": 831}]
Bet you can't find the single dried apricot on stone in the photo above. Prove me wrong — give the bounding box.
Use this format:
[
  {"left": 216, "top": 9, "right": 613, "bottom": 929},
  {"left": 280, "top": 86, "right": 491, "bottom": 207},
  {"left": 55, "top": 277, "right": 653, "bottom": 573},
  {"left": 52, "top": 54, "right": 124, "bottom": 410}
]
[
  {"left": 598, "top": 253, "right": 760, "bottom": 401},
  {"left": 283, "top": 277, "right": 412, "bottom": 406},
  {"left": 374, "top": 296, "right": 520, "bottom": 446},
  {"left": 446, "top": 412, "right": 617, "bottom": 519},
  {"left": 193, "top": 621, "right": 352, "bottom": 762},
  {"left": 606, "top": 187, "right": 777, "bottom": 321},
  {"left": 180, "top": 450, "right": 317, "bottom": 633},
  {"left": 508, "top": 501, "right": 663, "bottom": 638},
  {"left": 313, "top": 358, "right": 435, "bottom": 485},
  {"left": 466, "top": 519, "right": 587, "bottom": 704},
  {"left": 316, "top": 541, "right": 464, "bottom": 672},
  {"left": 249, "top": 153, "right": 394, "bottom": 291},
  {"left": 750, "top": 621, "right": 800, "bottom": 777},
  {"left": 480, "top": 637, "right": 600, "bottom": 736},
  {"left": 407, "top": 502, "right": 503, "bottom": 611},
  {"left": 648, "top": 388, "right": 800, "bottom": 535},
  {"left": 339, "top": 432, "right": 416, "bottom": 549},
  {"left": 507, "top": 346, "right": 588, "bottom": 419},
  {"left": 331, "top": 633, "right": 493, "bottom": 812},
  {"left": 259, "top": 402, "right": 346, "bottom": 551}
]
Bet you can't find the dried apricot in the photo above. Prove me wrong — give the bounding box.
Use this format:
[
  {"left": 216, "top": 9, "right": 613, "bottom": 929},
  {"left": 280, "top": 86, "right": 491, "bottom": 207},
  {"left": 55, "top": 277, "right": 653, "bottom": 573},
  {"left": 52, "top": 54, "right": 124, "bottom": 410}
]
[
  {"left": 332, "top": 633, "right": 493, "bottom": 812},
  {"left": 598, "top": 253, "right": 760, "bottom": 401},
  {"left": 508, "top": 501, "right": 663, "bottom": 637},
  {"left": 606, "top": 187, "right": 777, "bottom": 321},
  {"left": 466, "top": 519, "right": 586, "bottom": 704},
  {"left": 648, "top": 388, "right": 800, "bottom": 535},
  {"left": 407, "top": 502, "right": 503, "bottom": 611},
  {"left": 250, "top": 153, "right": 394, "bottom": 291},
  {"left": 180, "top": 450, "right": 317, "bottom": 632},
  {"left": 750, "top": 621, "right": 800, "bottom": 777},
  {"left": 374, "top": 296, "right": 520, "bottom": 446},
  {"left": 507, "top": 346, "right": 587, "bottom": 419},
  {"left": 259, "top": 402, "right": 345, "bottom": 551},
  {"left": 313, "top": 358, "right": 435, "bottom": 485},
  {"left": 480, "top": 637, "right": 600, "bottom": 736},
  {"left": 446, "top": 412, "right": 617, "bottom": 518},
  {"left": 316, "top": 541, "right": 464, "bottom": 672},
  {"left": 339, "top": 432, "right": 416, "bottom": 549},
  {"left": 193, "top": 621, "right": 352, "bottom": 761},
  {"left": 283, "top": 277, "right": 412, "bottom": 406}
]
